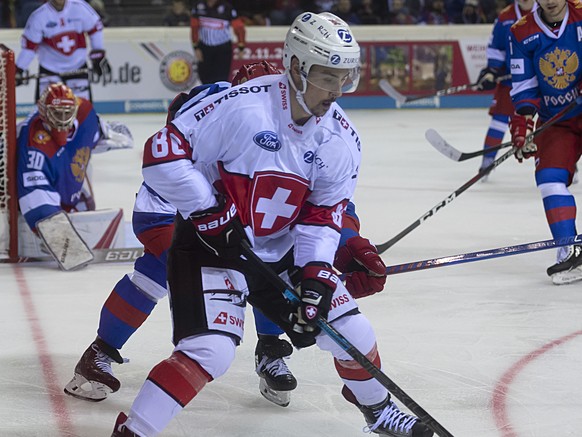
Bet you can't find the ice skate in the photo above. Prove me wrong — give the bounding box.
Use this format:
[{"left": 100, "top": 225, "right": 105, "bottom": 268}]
[
  {"left": 547, "top": 245, "right": 582, "bottom": 285},
  {"left": 111, "top": 412, "right": 140, "bottom": 437},
  {"left": 343, "top": 386, "right": 433, "bottom": 437},
  {"left": 255, "top": 337, "right": 297, "bottom": 407},
  {"left": 64, "top": 338, "right": 125, "bottom": 401}
]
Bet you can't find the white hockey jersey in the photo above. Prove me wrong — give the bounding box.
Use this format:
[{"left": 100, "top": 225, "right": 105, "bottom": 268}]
[
  {"left": 16, "top": 0, "right": 104, "bottom": 73},
  {"left": 142, "top": 74, "right": 361, "bottom": 266}
]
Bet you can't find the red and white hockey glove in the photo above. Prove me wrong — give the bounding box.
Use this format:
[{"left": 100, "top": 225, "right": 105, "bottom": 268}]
[
  {"left": 334, "top": 236, "right": 387, "bottom": 299},
  {"left": 189, "top": 193, "right": 247, "bottom": 260},
  {"left": 290, "top": 262, "right": 338, "bottom": 333},
  {"left": 510, "top": 113, "right": 536, "bottom": 163}
]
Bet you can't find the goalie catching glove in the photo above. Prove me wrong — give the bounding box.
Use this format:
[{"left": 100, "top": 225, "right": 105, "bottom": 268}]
[
  {"left": 189, "top": 193, "right": 248, "bottom": 260},
  {"left": 288, "top": 263, "right": 338, "bottom": 334},
  {"left": 510, "top": 112, "right": 536, "bottom": 163},
  {"left": 334, "top": 236, "right": 387, "bottom": 299}
]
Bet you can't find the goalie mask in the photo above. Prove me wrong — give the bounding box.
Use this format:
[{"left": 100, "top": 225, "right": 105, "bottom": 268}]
[
  {"left": 283, "top": 12, "right": 361, "bottom": 95},
  {"left": 232, "top": 61, "right": 281, "bottom": 85},
  {"left": 38, "top": 83, "right": 79, "bottom": 146}
]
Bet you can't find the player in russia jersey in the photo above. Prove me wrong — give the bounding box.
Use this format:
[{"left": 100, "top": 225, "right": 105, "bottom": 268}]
[
  {"left": 509, "top": 0, "right": 582, "bottom": 284},
  {"left": 111, "top": 13, "right": 433, "bottom": 437},
  {"left": 15, "top": 0, "right": 111, "bottom": 101},
  {"left": 475, "top": 0, "right": 536, "bottom": 174}
]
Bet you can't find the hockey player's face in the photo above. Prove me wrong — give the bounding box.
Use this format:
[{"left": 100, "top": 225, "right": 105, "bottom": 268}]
[
  {"left": 537, "top": 0, "right": 567, "bottom": 21},
  {"left": 303, "top": 66, "right": 350, "bottom": 116}
]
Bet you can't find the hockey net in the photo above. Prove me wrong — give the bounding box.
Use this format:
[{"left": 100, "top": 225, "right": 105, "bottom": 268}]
[{"left": 0, "top": 44, "right": 18, "bottom": 261}]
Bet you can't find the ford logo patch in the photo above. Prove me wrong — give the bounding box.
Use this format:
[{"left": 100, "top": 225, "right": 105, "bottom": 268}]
[{"left": 253, "top": 131, "right": 281, "bottom": 152}]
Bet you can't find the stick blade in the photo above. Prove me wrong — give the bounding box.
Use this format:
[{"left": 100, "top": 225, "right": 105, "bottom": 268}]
[
  {"left": 379, "top": 79, "right": 408, "bottom": 104},
  {"left": 425, "top": 129, "right": 463, "bottom": 161}
]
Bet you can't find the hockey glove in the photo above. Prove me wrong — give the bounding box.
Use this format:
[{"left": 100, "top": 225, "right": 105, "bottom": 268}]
[
  {"left": 510, "top": 112, "right": 536, "bottom": 163},
  {"left": 89, "top": 49, "right": 112, "bottom": 79},
  {"left": 475, "top": 66, "right": 499, "bottom": 91},
  {"left": 15, "top": 67, "right": 29, "bottom": 86},
  {"left": 289, "top": 262, "right": 338, "bottom": 333},
  {"left": 189, "top": 193, "right": 248, "bottom": 260},
  {"left": 333, "top": 236, "right": 387, "bottom": 299}
]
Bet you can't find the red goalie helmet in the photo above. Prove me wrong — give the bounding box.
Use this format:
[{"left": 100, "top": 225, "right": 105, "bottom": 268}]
[
  {"left": 38, "top": 83, "right": 79, "bottom": 131},
  {"left": 232, "top": 61, "right": 281, "bottom": 86}
]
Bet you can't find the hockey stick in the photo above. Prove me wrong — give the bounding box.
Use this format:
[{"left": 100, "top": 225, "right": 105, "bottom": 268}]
[
  {"left": 239, "top": 240, "right": 454, "bottom": 437},
  {"left": 376, "top": 147, "right": 514, "bottom": 254},
  {"left": 0, "top": 246, "right": 144, "bottom": 265},
  {"left": 18, "top": 68, "right": 91, "bottom": 84},
  {"left": 379, "top": 75, "right": 511, "bottom": 105},
  {"left": 380, "top": 233, "right": 582, "bottom": 275},
  {"left": 426, "top": 96, "right": 582, "bottom": 162}
]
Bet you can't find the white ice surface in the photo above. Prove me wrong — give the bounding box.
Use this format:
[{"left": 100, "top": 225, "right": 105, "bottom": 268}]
[{"left": 2, "top": 109, "right": 581, "bottom": 437}]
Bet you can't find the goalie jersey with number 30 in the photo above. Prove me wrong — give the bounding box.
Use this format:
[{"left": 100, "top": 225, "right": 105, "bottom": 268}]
[{"left": 17, "top": 96, "right": 102, "bottom": 231}]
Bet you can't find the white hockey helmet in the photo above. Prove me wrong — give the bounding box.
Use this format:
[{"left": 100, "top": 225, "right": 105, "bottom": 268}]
[{"left": 283, "top": 12, "right": 361, "bottom": 94}]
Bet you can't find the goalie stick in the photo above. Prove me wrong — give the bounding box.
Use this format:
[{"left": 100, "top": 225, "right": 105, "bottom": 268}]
[
  {"left": 379, "top": 75, "right": 511, "bottom": 105},
  {"left": 240, "top": 240, "right": 454, "bottom": 437},
  {"left": 426, "top": 96, "right": 582, "bottom": 162},
  {"left": 0, "top": 247, "right": 144, "bottom": 265},
  {"left": 376, "top": 147, "right": 514, "bottom": 254}
]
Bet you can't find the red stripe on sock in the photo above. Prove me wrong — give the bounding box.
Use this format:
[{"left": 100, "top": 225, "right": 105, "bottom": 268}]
[
  {"left": 148, "top": 351, "right": 212, "bottom": 406},
  {"left": 546, "top": 206, "right": 576, "bottom": 225},
  {"left": 334, "top": 343, "right": 381, "bottom": 381},
  {"left": 104, "top": 291, "right": 149, "bottom": 329}
]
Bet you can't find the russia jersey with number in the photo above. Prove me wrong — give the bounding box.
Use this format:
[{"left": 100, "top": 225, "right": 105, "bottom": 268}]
[
  {"left": 17, "top": 99, "right": 101, "bottom": 230},
  {"left": 487, "top": 2, "right": 536, "bottom": 86},
  {"left": 509, "top": 0, "right": 582, "bottom": 121},
  {"left": 142, "top": 74, "right": 361, "bottom": 265},
  {"left": 17, "top": 0, "right": 103, "bottom": 72}
]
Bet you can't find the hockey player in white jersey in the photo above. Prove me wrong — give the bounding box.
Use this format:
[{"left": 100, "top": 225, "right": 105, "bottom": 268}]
[
  {"left": 15, "top": 0, "right": 111, "bottom": 101},
  {"left": 65, "top": 62, "right": 387, "bottom": 410},
  {"left": 111, "top": 12, "right": 432, "bottom": 437}
]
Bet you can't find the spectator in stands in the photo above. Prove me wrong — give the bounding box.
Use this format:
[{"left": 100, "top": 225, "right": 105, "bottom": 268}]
[
  {"left": 461, "top": 0, "right": 486, "bottom": 23},
  {"left": 332, "top": 0, "right": 361, "bottom": 24},
  {"left": 164, "top": 0, "right": 190, "bottom": 26},
  {"left": 355, "top": 0, "right": 382, "bottom": 24},
  {"left": 445, "top": 0, "right": 465, "bottom": 22},
  {"left": 269, "top": 0, "right": 304, "bottom": 25},
  {"left": 388, "top": 0, "right": 418, "bottom": 24},
  {"left": 419, "top": 0, "right": 450, "bottom": 24},
  {"left": 234, "top": 0, "right": 272, "bottom": 25}
]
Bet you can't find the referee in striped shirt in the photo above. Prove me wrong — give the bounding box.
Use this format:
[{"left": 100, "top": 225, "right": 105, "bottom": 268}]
[{"left": 191, "top": 0, "right": 246, "bottom": 84}]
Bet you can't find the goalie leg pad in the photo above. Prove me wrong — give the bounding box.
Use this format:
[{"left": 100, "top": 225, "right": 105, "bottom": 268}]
[{"left": 36, "top": 211, "right": 94, "bottom": 271}]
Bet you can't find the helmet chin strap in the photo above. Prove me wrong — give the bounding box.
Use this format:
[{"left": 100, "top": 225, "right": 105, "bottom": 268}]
[{"left": 287, "top": 70, "right": 314, "bottom": 117}]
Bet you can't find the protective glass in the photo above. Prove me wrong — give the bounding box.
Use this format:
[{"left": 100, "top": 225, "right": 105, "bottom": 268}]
[{"left": 305, "top": 66, "right": 360, "bottom": 94}]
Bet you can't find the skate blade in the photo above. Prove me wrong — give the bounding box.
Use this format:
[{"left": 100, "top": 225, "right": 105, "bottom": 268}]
[
  {"left": 64, "top": 374, "right": 113, "bottom": 402},
  {"left": 259, "top": 378, "right": 291, "bottom": 407},
  {"left": 551, "top": 267, "right": 582, "bottom": 285}
]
